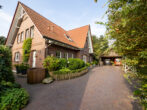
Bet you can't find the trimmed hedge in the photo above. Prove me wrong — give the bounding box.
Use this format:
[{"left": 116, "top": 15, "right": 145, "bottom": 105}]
[
  {"left": 0, "top": 88, "right": 29, "bottom": 110},
  {"left": 68, "top": 58, "right": 85, "bottom": 70},
  {"left": 0, "top": 45, "right": 14, "bottom": 82}
]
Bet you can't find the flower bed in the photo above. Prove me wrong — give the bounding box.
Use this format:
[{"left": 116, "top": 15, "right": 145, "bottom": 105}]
[{"left": 50, "top": 67, "right": 88, "bottom": 80}]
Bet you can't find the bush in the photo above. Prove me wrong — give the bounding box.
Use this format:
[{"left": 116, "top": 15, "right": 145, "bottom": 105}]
[
  {"left": 53, "top": 68, "right": 71, "bottom": 74},
  {"left": 43, "top": 56, "right": 59, "bottom": 71},
  {"left": 0, "top": 88, "right": 29, "bottom": 110},
  {"left": 58, "top": 58, "right": 68, "bottom": 69},
  {"left": 68, "top": 58, "right": 85, "bottom": 70},
  {"left": 15, "top": 63, "right": 29, "bottom": 74},
  {"left": 0, "top": 45, "right": 14, "bottom": 82}
]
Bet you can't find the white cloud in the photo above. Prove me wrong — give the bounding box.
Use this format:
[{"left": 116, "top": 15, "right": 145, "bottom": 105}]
[
  {"left": 0, "top": 10, "right": 12, "bottom": 22},
  {"left": 90, "top": 17, "right": 107, "bottom": 37},
  {"left": 0, "top": 11, "right": 12, "bottom": 36}
]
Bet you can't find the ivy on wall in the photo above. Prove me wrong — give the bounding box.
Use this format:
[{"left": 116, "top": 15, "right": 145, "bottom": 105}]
[{"left": 22, "top": 38, "right": 32, "bottom": 63}]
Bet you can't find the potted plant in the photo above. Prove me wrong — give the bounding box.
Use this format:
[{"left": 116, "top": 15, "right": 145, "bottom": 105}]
[{"left": 20, "top": 63, "right": 29, "bottom": 75}]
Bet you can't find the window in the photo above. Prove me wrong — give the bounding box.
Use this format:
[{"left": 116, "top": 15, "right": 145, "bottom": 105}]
[
  {"left": 17, "top": 34, "right": 21, "bottom": 43},
  {"left": 15, "top": 52, "right": 20, "bottom": 62},
  {"left": 64, "top": 53, "right": 68, "bottom": 59},
  {"left": 30, "top": 26, "right": 34, "bottom": 38},
  {"left": 83, "top": 55, "right": 87, "bottom": 63},
  {"left": 56, "top": 51, "right": 61, "bottom": 58},
  {"left": 20, "top": 32, "right": 24, "bottom": 42},
  {"left": 64, "top": 34, "right": 73, "bottom": 42},
  {"left": 25, "top": 29, "right": 29, "bottom": 39},
  {"left": 72, "top": 53, "right": 74, "bottom": 58}
]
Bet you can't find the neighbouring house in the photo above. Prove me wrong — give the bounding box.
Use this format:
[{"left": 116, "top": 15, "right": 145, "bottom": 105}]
[{"left": 5, "top": 2, "right": 94, "bottom": 69}]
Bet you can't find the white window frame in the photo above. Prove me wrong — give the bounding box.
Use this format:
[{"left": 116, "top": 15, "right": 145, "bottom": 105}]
[
  {"left": 72, "top": 53, "right": 74, "bottom": 58},
  {"left": 15, "top": 52, "right": 20, "bottom": 62},
  {"left": 21, "top": 32, "right": 24, "bottom": 42},
  {"left": 25, "top": 28, "right": 29, "bottom": 39},
  {"left": 83, "top": 55, "right": 87, "bottom": 63},
  {"left": 30, "top": 26, "right": 34, "bottom": 38},
  {"left": 17, "top": 34, "right": 21, "bottom": 43},
  {"left": 56, "top": 51, "right": 61, "bottom": 58}
]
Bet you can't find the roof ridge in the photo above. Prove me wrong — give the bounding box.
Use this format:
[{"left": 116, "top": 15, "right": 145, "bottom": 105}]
[{"left": 68, "top": 24, "right": 89, "bottom": 32}]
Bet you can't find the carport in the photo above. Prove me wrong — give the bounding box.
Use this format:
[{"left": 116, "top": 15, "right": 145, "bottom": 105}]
[{"left": 100, "top": 49, "right": 122, "bottom": 65}]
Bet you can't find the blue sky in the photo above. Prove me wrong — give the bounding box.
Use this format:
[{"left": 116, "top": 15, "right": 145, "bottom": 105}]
[{"left": 0, "top": 0, "right": 108, "bottom": 37}]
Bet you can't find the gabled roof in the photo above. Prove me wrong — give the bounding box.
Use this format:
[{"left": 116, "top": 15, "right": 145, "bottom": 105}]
[
  {"left": 6, "top": 2, "right": 92, "bottom": 49},
  {"left": 67, "top": 25, "right": 89, "bottom": 48}
]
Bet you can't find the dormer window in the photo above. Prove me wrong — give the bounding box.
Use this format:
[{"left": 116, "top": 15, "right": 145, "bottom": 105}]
[{"left": 64, "top": 34, "right": 73, "bottom": 42}]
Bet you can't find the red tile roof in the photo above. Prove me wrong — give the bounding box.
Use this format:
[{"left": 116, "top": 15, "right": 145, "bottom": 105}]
[{"left": 20, "top": 2, "right": 90, "bottom": 48}]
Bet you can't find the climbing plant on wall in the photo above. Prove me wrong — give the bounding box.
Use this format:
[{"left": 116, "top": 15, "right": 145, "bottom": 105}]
[{"left": 22, "top": 38, "right": 32, "bottom": 63}]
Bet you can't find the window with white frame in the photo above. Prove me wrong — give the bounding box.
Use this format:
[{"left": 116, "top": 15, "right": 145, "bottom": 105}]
[
  {"left": 56, "top": 51, "right": 61, "bottom": 58},
  {"left": 72, "top": 53, "right": 74, "bottom": 58},
  {"left": 25, "top": 28, "right": 29, "bottom": 39},
  {"left": 30, "top": 26, "right": 34, "bottom": 38},
  {"left": 64, "top": 34, "right": 73, "bottom": 42},
  {"left": 20, "top": 32, "right": 24, "bottom": 42},
  {"left": 83, "top": 55, "right": 87, "bottom": 63},
  {"left": 17, "top": 34, "right": 21, "bottom": 43},
  {"left": 15, "top": 52, "right": 20, "bottom": 62},
  {"left": 64, "top": 53, "right": 68, "bottom": 59}
]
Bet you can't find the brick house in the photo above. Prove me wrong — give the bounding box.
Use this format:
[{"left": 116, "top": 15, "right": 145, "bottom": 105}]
[{"left": 5, "top": 2, "right": 94, "bottom": 69}]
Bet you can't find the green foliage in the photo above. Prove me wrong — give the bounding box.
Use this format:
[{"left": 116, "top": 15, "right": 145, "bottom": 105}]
[
  {"left": 15, "top": 63, "right": 29, "bottom": 74},
  {"left": 0, "top": 45, "right": 14, "bottom": 82},
  {"left": 58, "top": 58, "right": 68, "bottom": 69},
  {"left": 53, "top": 66, "right": 87, "bottom": 75},
  {"left": 68, "top": 58, "right": 85, "bottom": 70},
  {"left": 22, "top": 38, "right": 32, "bottom": 63},
  {"left": 0, "top": 88, "right": 29, "bottom": 110},
  {"left": 53, "top": 68, "right": 71, "bottom": 74},
  {"left": 105, "top": 0, "right": 147, "bottom": 67},
  {"left": 43, "top": 56, "right": 59, "bottom": 71},
  {"left": 0, "top": 36, "right": 6, "bottom": 45},
  {"left": 92, "top": 35, "right": 109, "bottom": 59}
]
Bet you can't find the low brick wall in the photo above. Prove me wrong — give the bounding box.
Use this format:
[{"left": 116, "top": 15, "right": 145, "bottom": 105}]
[{"left": 50, "top": 69, "right": 88, "bottom": 81}]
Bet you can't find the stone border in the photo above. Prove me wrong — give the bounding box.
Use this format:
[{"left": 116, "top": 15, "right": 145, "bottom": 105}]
[{"left": 50, "top": 69, "right": 88, "bottom": 81}]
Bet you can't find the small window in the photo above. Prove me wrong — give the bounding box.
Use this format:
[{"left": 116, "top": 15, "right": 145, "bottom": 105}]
[
  {"left": 64, "top": 34, "right": 73, "bottom": 42},
  {"left": 83, "top": 55, "right": 87, "bottom": 63},
  {"left": 17, "top": 34, "right": 21, "bottom": 43},
  {"left": 15, "top": 52, "right": 20, "bottom": 62},
  {"left": 25, "top": 29, "right": 29, "bottom": 39},
  {"left": 56, "top": 51, "right": 61, "bottom": 58},
  {"left": 64, "top": 53, "right": 68, "bottom": 59},
  {"left": 30, "top": 26, "right": 34, "bottom": 38},
  {"left": 72, "top": 54, "right": 74, "bottom": 58},
  {"left": 20, "top": 32, "right": 24, "bottom": 42}
]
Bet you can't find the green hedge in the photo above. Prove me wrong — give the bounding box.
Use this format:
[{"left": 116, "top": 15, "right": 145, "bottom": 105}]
[
  {"left": 53, "top": 66, "right": 88, "bottom": 75},
  {"left": 0, "top": 88, "right": 29, "bottom": 110},
  {"left": 68, "top": 58, "right": 85, "bottom": 70},
  {"left": 0, "top": 45, "right": 14, "bottom": 82}
]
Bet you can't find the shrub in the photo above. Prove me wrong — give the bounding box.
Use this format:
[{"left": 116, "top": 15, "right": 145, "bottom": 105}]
[
  {"left": 53, "top": 68, "right": 71, "bottom": 74},
  {"left": 43, "top": 56, "right": 59, "bottom": 71},
  {"left": 68, "top": 58, "right": 85, "bottom": 70},
  {"left": 86, "top": 63, "right": 90, "bottom": 67},
  {"left": 22, "top": 38, "right": 32, "bottom": 63},
  {"left": 58, "top": 58, "right": 68, "bottom": 69},
  {"left": 0, "top": 45, "right": 14, "bottom": 82},
  {"left": 15, "top": 63, "right": 29, "bottom": 74},
  {"left": 0, "top": 88, "right": 29, "bottom": 110}
]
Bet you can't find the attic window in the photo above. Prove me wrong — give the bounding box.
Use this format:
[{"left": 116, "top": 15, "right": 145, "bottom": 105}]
[{"left": 64, "top": 34, "right": 73, "bottom": 42}]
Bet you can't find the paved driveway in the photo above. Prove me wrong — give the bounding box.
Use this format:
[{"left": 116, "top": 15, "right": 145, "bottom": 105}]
[{"left": 16, "top": 66, "right": 141, "bottom": 110}]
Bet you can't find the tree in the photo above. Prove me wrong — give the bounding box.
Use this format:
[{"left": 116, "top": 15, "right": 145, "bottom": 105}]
[
  {"left": 0, "top": 36, "right": 6, "bottom": 45},
  {"left": 92, "top": 35, "right": 109, "bottom": 59},
  {"left": 105, "top": 0, "right": 147, "bottom": 68}
]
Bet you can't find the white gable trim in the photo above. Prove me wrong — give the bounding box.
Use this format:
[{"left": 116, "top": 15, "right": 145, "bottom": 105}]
[{"left": 88, "top": 29, "right": 93, "bottom": 53}]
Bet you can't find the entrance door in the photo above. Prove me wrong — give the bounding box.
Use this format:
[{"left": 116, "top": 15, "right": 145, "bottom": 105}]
[{"left": 32, "top": 51, "right": 36, "bottom": 68}]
